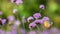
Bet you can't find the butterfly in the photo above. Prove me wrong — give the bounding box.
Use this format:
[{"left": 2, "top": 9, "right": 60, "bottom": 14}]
[{"left": 44, "top": 21, "right": 53, "bottom": 28}]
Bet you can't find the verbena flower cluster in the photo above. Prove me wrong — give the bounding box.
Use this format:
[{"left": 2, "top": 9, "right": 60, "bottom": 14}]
[
  {"left": 28, "top": 13, "right": 53, "bottom": 29},
  {"left": 11, "top": 0, "right": 23, "bottom": 5}
]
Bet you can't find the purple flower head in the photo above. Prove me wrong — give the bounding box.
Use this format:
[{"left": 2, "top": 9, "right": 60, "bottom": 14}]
[
  {"left": 11, "top": 29, "right": 17, "bottom": 34},
  {"left": 6, "top": 31, "right": 12, "bottom": 34},
  {"left": 40, "top": 28, "right": 60, "bottom": 34},
  {"left": 33, "top": 13, "right": 41, "bottom": 19},
  {"left": 7, "top": 15, "right": 15, "bottom": 21},
  {"left": 11, "top": 0, "right": 15, "bottom": 3},
  {"left": 11, "top": 25, "right": 18, "bottom": 34},
  {"left": 0, "top": 29, "right": 5, "bottom": 34},
  {"left": 27, "top": 16, "right": 34, "bottom": 22},
  {"left": 41, "top": 30, "right": 50, "bottom": 34},
  {"left": 1, "top": 19, "right": 6, "bottom": 25},
  {"left": 16, "top": 0, "right": 23, "bottom": 5},
  {"left": 29, "top": 31, "right": 37, "bottom": 34},
  {"left": 12, "top": 25, "right": 17, "bottom": 30},
  {"left": 6, "top": 29, "right": 17, "bottom": 34},
  {"left": 13, "top": 9, "right": 17, "bottom": 14},
  {"left": 14, "top": 20, "right": 21, "bottom": 26},
  {"left": 34, "top": 20, "right": 44, "bottom": 24},
  {"left": 0, "top": 11, "right": 3, "bottom": 15},
  {"left": 50, "top": 27, "right": 60, "bottom": 34},
  {"left": 42, "top": 16, "right": 49, "bottom": 21},
  {"left": 39, "top": 4, "right": 45, "bottom": 10},
  {"left": 20, "top": 28, "right": 28, "bottom": 34},
  {"left": 11, "top": 0, "right": 23, "bottom": 5},
  {"left": 29, "top": 22, "right": 36, "bottom": 29}
]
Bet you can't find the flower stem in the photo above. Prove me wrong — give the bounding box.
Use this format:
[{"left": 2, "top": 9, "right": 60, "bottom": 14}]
[
  {"left": 36, "top": 25, "right": 40, "bottom": 34},
  {"left": 22, "top": 22, "right": 26, "bottom": 34},
  {"left": 17, "top": 26, "right": 21, "bottom": 34}
]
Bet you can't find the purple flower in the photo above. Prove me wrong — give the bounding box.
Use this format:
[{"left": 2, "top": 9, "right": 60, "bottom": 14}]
[
  {"left": 49, "top": 27, "right": 60, "bottom": 34},
  {"left": 34, "top": 20, "right": 44, "bottom": 24},
  {"left": 40, "top": 27, "right": 60, "bottom": 34},
  {"left": 0, "top": 11, "right": 3, "bottom": 15},
  {"left": 0, "top": 29, "right": 5, "bottom": 34},
  {"left": 27, "top": 16, "right": 34, "bottom": 22},
  {"left": 13, "top": 9, "right": 17, "bottom": 14},
  {"left": 0, "top": 18, "right": 7, "bottom": 25},
  {"left": 11, "top": 30, "right": 17, "bottom": 34},
  {"left": 14, "top": 20, "right": 21, "bottom": 26},
  {"left": 1, "top": 19, "right": 6, "bottom": 25},
  {"left": 29, "top": 22, "right": 36, "bottom": 29},
  {"left": 41, "top": 30, "right": 50, "bottom": 34},
  {"left": 7, "top": 15, "right": 15, "bottom": 21},
  {"left": 11, "top": 0, "right": 15, "bottom": 3},
  {"left": 29, "top": 30, "right": 37, "bottom": 34},
  {"left": 6, "top": 29, "right": 17, "bottom": 34},
  {"left": 42, "top": 17, "right": 49, "bottom": 21},
  {"left": 12, "top": 24, "right": 18, "bottom": 30},
  {"left": 39, "top": 4, "right": 45, "bottom": 10},
  {"left": 6, "top": 25, "right": 18, "bottom": 34},
  {"left": 20, "top": 28, "right": 28, "bottom": 34},
  {"left": 16, "top": 0, "right": 23, "bottom": 5},
  {"left": 6, "top": 31, "right": 12, "bottom": 34},
  {"left": 11, "top": 0, "right": 23, "bottom": 5},
  {"left": 33, "top": 13, "right": 41, "bottom": 19}
]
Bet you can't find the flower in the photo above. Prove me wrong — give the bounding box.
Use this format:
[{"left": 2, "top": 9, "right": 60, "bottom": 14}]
[
  {"left": 40, "top": 27, "right": 60, "bottom": 34},
  {"left": 42, "top": 17, "right": 52, "bottom": 28},
  {"left": 0, "top": 11, "right": 3, "bottom": 15},
  {"left": 29, "top": 22, "right": 36, "bottom": 29},
  {"left": 11, "top": 30, "right": 17, "bottom": 34},
  {"left": 39, "top": 4, "right": 45, "bottom": 10},
  {"left": 12, "top": 25, "right": 18, "bottom": 30},
  {"left": 11, "top": 0, "right": 23, "bottom": 5},
  {"left": 6, "top": 31, "right": 12, "bottom": 34},
  {"left": 0, "top": 29, "right": 5, "bottom": 34},
  {"left": 7, "top": 15, "right": 15, "bottom": 21},
  {"left": 14, "top": 20, "right": 21, "bottom": 26},
  {"left": 27, "top": 16, "right": 34, "bottom": 22},
  {"left": 29, "top": 30, "right": 37, "bottom": 34},
  {"left": 1, "top": 19, "right": 6, "bottom": 25},
  {"left": 42, "top": 16, "right": 49, "bottom": 21},
  {"left": 49, "top": 27, "right": 60, "bottom": 34},
  {"left": 20, "top": 28, "right": 28, "bottom": 34},
  {"left": 41, "top": 30, "right": 50, "bottom": 34},
  {"left": 33, "top": 13, "right": 41, "bottom": 19},
  {"left": 13, "top": 9, "right": 17, "bottom": 14},
  {"left": 0, "top": 18, "right": 7, "bottom": 25},
  {"left": 34, "top": 20, "right": 44, "bottom": 24},
  {"left": 11, "top": 0, "right": 15, "bottom": 3},
  {"left": 16, "top": 0, "right": 23, "bottom": 5}
]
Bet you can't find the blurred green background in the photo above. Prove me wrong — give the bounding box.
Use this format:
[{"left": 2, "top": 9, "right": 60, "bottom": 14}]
[{"left": 0, "top": 0, "right": 60, "bottom": 29}]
